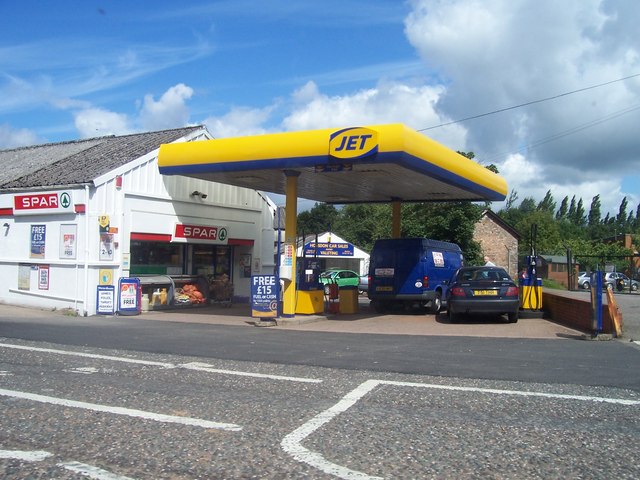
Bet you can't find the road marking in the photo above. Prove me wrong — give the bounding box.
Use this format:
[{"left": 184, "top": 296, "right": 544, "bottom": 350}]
[
  {"left": 0, "top": 342, "right": 175, "bottom": 368},
  {"left": 282, "top": 379, "right": 640, "bottom": 479},
  {"left": 60, "top": 460, "right": 136, "bottom": 480},
  {"left": 0, "top": 387, "right": 242, "bottom": 431},
  {"left": 0, "top": 341, "right": 322, "bottom": 383},
  {"left": 180, "top": 362, "right": 323, "bottom": 383},
  {"left": 0, "top": 449, "right": 52, "bottom": 461}
]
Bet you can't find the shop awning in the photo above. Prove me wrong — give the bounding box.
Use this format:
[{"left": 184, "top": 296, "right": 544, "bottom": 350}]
[{"left": 157, "top": 123, "right": 507, "bottom": 204}]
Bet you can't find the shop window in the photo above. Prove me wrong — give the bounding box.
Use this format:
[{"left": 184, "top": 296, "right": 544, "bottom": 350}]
[
  {"left": 192, "top": 245, "right": 232, "bottom": 278},
  {"left": 131, "top": 241, "right": 183, "bottom": 275}
]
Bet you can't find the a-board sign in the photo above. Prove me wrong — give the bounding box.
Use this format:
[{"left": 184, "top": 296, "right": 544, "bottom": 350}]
[
  {"left": 118, "top": 278, "right": 141, "bottom": 315},
  {"left": 251, "top": 275, "right": 278, "bottom": 318},
  {"left": 96, "top": 285, "right": 115, "bottom": 315}
]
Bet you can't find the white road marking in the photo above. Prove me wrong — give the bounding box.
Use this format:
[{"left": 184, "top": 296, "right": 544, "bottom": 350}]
[
  {"left": 60, "top": 460, "right": 136, "bottom": 480},
  {"left": 0, "top": 387, "right": 242, "bottom": 431},
  {"left": 282, "top": 379, "right": 640, "bottom": 479},
  {"left": 0, "top": 449, "right": 52, "bottom": 461},
  {"left": 180, "top": 362, "right": 323, "bottom": 383},
  {"left": 0, "top": 341, "right": 322, "bottom": 383},
  {"left": 64, "top": 367, "right": 100, "bottom": 375},
  {"left": 0, "top": 342, "right": 174, "bottom": 368}
]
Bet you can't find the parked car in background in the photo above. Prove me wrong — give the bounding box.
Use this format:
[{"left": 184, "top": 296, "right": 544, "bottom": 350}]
[
  {"left": 604, "top": 272, "right": 639, "bottom": 291},
  {"left": 577, "top": 271, "right": 591, "bottom": 290},
  {"left": 445, "top": 266, "right": 520, "bottom": 323},
  {"left": 319, "top": 269, "right": 360, "bottom": 295},
  {"left": 358, "top": 274, "right": 369, "bottom": 295}
]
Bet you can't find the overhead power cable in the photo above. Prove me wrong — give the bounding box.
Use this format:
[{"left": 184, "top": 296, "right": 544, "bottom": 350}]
[{"left": 418, "top": 72, "right": 640, "bottom": 132}]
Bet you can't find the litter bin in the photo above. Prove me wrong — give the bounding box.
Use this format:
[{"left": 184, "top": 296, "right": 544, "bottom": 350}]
[{"left": 339, "top": 285, "right": 359, "bottom": 314}]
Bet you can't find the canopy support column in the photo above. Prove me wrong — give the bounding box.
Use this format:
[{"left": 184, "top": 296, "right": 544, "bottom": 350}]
[
  {"left": 282, "top": 170, "right": 300, "bottom": 317},
  {"left": 391, "top": 198, "right": 401, "bottom": 238}
]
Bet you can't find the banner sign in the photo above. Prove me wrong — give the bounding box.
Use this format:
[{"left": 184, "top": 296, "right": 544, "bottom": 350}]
[
  {"left": 303, "top": 242, "right": 354, "bottom": 257},
  {"left": 118, "top": 278, "right": 140, "bottom": 315},
  {"left": 97, "top": 285, "right": 115, "bottom": 315},
  {"left": 173, "top": 223, "right": 228, "bottom": 244},
  {"left": 251, "top": 275, "right": 278, "bottom": 318},
  {"left": 14, "top": 191, "right": 73, "bottom": 216}
]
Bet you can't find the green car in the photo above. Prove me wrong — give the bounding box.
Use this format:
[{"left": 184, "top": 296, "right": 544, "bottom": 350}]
[{"left": 319, "top": 269, "right": 362, "bottom": 295}]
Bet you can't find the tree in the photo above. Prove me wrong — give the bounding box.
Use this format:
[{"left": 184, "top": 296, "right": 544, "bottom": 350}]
[
  {"left": 537, "top": 190, "right": 556, "bottom": 214},
  {"left": 556, "top": 196, "right": 569, "bottom": 221},
  {"left": 617, "top": 196, "right": 629, "bottom": 231},
  {"left": 296, "top": 203, "right": 339, "bottom": 236},
  {"left": 588, "top": 195, "right": 601, "bottom": 226}
]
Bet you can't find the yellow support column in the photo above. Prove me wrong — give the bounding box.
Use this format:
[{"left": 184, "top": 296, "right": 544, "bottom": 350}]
[
  {"left": 391, "top": 198, "right": 401, "bottom": 238},
  {"left": 282, "top": 171, "right": 300, "bottom": 317}
]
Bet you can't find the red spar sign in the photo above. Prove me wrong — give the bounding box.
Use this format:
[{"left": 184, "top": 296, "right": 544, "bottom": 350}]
[{"left": 173, "top": 224, "right": 228, "bottom": 244}]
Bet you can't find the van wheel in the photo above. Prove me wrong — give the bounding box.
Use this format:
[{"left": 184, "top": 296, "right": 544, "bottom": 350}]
[{"left": 429, "top": 292, "right": 442, "bottom": 314}]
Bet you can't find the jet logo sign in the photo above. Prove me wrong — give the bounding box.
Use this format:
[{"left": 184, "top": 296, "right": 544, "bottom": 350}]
[{"left": 329, "top": 127, "right": 378, "bottom": 159}]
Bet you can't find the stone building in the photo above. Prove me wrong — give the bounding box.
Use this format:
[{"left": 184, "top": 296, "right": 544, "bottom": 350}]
[{"left": 473, "top": 209, "right": 520, "bottom": 276}]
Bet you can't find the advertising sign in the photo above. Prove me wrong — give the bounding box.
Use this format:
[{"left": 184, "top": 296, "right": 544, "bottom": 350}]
[
  {"left": 118, "top": 278, "right": 140, "bottom": 315},
  {"left": 14, "top": 191, "right": 73, "bottom": 216},
  {"left": 30, "top": 224, "right": 46, "bottom": 259},
  {"left": 251, "top": 275, "right": 278, "bottom": 318},
  {"left": 38, "top": 265, "right": 50, "bottom": 290},
  {"left": 329, "top": 127, "right": 378, "bottom": 159},
  {"left": 60, "top": 224, "right": 77, "bottom": 259},
  {"left": 303, "top": 242, "right": 354, "bottom": 257},
  {"left": 97, "top": 285, "right": 115, "bottom": 315},
  {"left": 173, "top": 223, "right": 228, "bottom": 244}
]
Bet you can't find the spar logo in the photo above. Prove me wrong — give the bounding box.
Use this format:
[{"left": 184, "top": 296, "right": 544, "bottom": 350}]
[
  {"left": 173, "top": 223, "right": 228, "bottom": 244},
  {"left": 329, "top": 127, "right": 378, "bottom": 159},
  {"left": 14, "top": 191, "right": 72, "bottom": 216}
]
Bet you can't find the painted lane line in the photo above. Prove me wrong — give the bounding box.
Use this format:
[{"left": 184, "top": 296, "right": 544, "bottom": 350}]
[
  {"left": 0, "top": 341, "right": 322, "bottom": 383},
  {"left": 282, "top": 379, "right": 639, "bottom": 479},
  {"left": 0, "top": 342, "right": 174, "bottom": 368},
  {"left": 282, "top": 379, "right": 383, "bottom": 480},
  {"left": 380, "top": 380, "right": 640, "bottom": 405},
  {"left": 0, "top": 449, "right": 52, "bottom": 461},
  {"left": 0, "top": 388, "right": 242, "bottom": 431},
  {"left": 60, "top": 461, "right": 137, "bottom": 480},
  {"left": 180, "top": 362, "right": 323, "bottom": 383}
]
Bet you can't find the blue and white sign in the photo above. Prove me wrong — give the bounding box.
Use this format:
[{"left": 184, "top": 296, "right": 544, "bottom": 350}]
[
  {"left": 251, "top": 275, "right": 278, "bottom": 318},
  {"left": 118, "top": 278, "right": 140, "bottom": 315},
  {"left": 96, "top": 285, "right": 115, "bottom": 315}
]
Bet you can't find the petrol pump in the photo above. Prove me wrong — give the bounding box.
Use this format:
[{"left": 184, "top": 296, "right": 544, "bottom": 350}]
[
  {"left": 520, "top": 224, "right": 543, "bottom": 310},
  {"left": 294, "top": 233, "right": 325, "bottom": 314}
]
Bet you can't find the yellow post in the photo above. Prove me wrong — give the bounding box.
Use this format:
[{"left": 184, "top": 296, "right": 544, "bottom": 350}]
[
  {"left": 391, "top": 198, "right": 401, "bottom": 238},
  {"left": 282, "top": 170, "right": 300, "bottom": 317}
]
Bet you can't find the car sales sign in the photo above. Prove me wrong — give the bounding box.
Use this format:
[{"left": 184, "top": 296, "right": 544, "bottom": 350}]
[
  {"left": 14, "top": 191, "right": 73, "bottom": 216},
  {"left": 172, "top": 223, "right": 228, "bottom": 244}
]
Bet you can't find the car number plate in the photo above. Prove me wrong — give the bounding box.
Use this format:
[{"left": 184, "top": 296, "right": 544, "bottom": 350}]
[
  {"left": 473, "top": 290, "right": 497, "bottom": 296},
  {"left": 376, "top": 286, "right": 393, "bottom": 291}
]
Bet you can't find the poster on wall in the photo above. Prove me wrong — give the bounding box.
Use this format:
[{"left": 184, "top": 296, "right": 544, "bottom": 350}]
[
  {"left": 60, "top": 224, "right": 77, "bottom": 259},
  {"left": 18, "top": 264, "right": 31, "bottom": 290},
  {"left": 96, "top": 285, "right": 115, "bottom": 315},
  {"left": 38, "top": 265, "right": 50, "bottom": 290},
  {"left": 30, "top": 224, "right": 46, "bottom": 259},
  {"left": 240, "top": 254, "right": 252, "bottom": 277},
  {"left": 100, "top": 233, "right": 114, "bottom": 261}
]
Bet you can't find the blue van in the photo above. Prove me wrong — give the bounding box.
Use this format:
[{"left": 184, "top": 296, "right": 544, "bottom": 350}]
[{"left": 367, "top": 238, "right": 463, "bottom": 313}]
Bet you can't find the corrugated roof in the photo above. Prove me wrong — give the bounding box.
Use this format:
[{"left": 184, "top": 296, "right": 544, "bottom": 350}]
[{"left": 0, "top": 126, "right": 203, "bottom": 190}]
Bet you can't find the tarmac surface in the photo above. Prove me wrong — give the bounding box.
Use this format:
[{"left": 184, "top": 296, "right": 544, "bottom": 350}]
[{"left": 0, "top": 296, "right": 588, "bottom": 340}]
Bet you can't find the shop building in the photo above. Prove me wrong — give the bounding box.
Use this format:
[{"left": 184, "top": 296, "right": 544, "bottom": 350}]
[{"left": 0, "top": 126, "right": 278, "bottom": 316}]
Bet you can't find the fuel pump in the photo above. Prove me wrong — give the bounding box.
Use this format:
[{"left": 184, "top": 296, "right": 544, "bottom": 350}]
[
  {"left": 520, "top": 224, "right": 543, "bottom": 310},
  {"left": 294, "top": 232, "right": 324, "bottom": 314}
]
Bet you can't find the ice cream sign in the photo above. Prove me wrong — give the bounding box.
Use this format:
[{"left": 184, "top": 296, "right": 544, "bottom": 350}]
[{"left": 13, "top": 191, "right": 73, "bottom": 216}]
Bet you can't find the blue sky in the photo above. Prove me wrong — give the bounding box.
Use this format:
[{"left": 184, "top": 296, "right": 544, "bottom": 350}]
[{"left": 1, "top": 0, "right": 640, "bottom": 218}]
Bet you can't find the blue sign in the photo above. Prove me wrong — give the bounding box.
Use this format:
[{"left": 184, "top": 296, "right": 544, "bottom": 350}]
[
  {"left": 118, "top": 278, "right": 141, "bottom": 316},
  {"left": 251, "top": 275, "right": 278, "bottom": 318},
  {"left": 30, "top": 224, "right": 46, "bottom": 258},
  {"left": 303, "top": 242, "right": 354, "bottom": 257}
]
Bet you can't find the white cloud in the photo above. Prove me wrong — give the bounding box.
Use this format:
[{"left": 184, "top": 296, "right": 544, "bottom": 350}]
[
  {"left": 203, "top": 105, "right": 274, "bottom": 138},
  {"left": 0, "top": 124, "right": 41, "bottom": 148},
  {"left": 139, "top": 83, "right": 194, "bottom": 131},
  {"left": 74, "top": 108, "right": 130, "bottom": 138}
]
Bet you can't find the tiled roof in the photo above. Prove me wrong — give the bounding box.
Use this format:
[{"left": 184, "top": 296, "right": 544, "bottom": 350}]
[{"left": 0, "top": 126, "right": 203, "bottom": 190}]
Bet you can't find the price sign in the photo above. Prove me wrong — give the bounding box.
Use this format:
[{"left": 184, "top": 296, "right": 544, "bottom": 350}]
[{"left": 251, "top": 275, "right": 278, "bottom": 318}]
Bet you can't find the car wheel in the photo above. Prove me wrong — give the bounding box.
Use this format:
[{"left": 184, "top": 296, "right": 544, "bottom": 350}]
[
  {"left": 632, "top": 283, "right": 638, "bottom": 292},
  {"left": 508, "top": 311, "right": 518, "bottom": 323},
  {"left": 429, "top": 291, "right": 442, "bottom": 314},
  {"left": 582, "top": 281, "right": 590, "bottom": 290},
  {"left": 323, "top": 285, "right": 331, "bottom": 295}
]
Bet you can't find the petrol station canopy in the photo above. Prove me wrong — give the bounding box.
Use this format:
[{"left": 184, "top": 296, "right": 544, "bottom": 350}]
[{"left": 157, "top": 123, "right": 507, "bottom": 204}]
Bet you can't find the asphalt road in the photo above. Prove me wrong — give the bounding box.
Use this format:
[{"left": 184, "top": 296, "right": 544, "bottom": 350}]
[{"left": 0, "top": 307, "right": 639, "bottom": 479}]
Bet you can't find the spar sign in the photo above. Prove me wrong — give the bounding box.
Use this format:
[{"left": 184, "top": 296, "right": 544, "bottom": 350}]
[
  {"left": 172, "top": 223, "right": 228, "bottom": 244},
  {"left": 14, "top": 191, "right": 73, "bottom": 216}
]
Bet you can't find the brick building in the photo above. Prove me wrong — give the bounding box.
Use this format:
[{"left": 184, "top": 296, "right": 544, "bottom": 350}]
[{"left": 473, "top": 209, "right": 520, "bottom": 276}]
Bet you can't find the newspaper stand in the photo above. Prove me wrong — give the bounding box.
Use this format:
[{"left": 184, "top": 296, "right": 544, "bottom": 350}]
[{"left": 209, "top": 274, "right": 233, "bottom": 307}]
